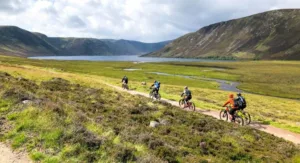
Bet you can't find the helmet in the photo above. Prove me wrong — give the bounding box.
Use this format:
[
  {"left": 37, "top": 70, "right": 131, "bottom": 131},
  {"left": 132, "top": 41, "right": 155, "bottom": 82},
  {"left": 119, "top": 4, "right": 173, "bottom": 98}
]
[
  {"left": 184, "top": 86, "right": 188, "bottom": 89},
  {"left": 237, "top": 93, "right": 242, "bottom": 96},
  {"left": 154, "top": 80, "right": 157, "bottom": 83},
  {"left": 229, "top": 94, "right": 234, "bottom": 98}
]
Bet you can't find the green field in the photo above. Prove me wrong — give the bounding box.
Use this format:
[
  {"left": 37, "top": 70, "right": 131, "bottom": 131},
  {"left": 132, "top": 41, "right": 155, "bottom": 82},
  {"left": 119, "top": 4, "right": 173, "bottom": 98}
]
[
  {"left": 0, "top": 56, "right": 300, "bottom": 134},
  {"left": 0, "top": 66, "right": 299, "bottom": 162}
]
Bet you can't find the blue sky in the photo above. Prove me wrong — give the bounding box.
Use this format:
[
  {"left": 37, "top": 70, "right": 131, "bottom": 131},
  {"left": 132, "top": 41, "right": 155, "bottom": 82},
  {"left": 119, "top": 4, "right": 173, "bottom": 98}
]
[{"left": 0, "top": 0, "right": 300, "bottom": 42}]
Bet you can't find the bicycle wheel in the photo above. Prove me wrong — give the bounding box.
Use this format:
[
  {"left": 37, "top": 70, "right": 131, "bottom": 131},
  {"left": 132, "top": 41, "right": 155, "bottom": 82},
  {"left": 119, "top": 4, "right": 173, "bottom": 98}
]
[
  {"left": 219, "top": 109, "right": 228, "bottom": 121},
  {"left": 149, "top": 91, "right": 153, "bottom": 99},
  {"left": 179, "top": 99, "right": 184, "bottom": 107},
  {"left": 243, "top": 112, "right": 251, "bottom": 125},
  {"left": 156, "top": 93, "right": 161, "bottom": 100},
  {"left": 189, "top": 102, "right": 195, "bottom": 111},
  {"left": 234, "top": 115, "right": 244, "bottom": 126}
]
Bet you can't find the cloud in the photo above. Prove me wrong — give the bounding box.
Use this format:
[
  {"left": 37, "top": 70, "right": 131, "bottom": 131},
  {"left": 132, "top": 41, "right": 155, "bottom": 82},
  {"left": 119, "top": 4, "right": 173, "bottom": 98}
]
[
  {"left": 0, "top": 0, "right": 33, "bottom": 13},
  {"left": 66, "top": 15, "right": 86, "bottom": 28},
  {"left": 0, "top": 0, "right": 299, "bottom": 42}
]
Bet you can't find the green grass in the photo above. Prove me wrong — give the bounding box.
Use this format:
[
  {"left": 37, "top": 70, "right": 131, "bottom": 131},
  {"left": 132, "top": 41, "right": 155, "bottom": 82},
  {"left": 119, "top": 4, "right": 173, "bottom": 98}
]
[
  {"left": 30, "top": 151, "right": 46, "bottom": 161},
  {"left": 11, "top": 132, "right": 27, "bottom": 148},
  {"left": 0, "top": 55, "right": 300, "bottom": 134},
  {"left": 1, "top": 55, "right": 300, "bottom": 100},
  {"left": 0, "top": 71, "right": 299, "bottom": 162}
]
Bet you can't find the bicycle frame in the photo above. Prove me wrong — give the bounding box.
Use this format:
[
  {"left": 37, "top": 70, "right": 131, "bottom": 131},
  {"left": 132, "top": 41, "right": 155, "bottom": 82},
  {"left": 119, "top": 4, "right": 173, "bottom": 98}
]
[{"left": 225, "top": 106, "right": 235, "bottom": 120}]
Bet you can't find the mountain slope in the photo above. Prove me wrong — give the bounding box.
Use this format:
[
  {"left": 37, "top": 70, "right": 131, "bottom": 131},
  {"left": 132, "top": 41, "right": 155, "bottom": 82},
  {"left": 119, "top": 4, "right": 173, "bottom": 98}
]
[
  {"left": 0, "top": 26, "right": 58, "bottom": 57},
  {"left": 0, "top": 26, "right": 170, "bottom": 57},
  {"left": 44, "top": 37, "right": 170, "bottom": 56},
  {"left": 146, "top": 9, "right": 300, "bottom": 60}
]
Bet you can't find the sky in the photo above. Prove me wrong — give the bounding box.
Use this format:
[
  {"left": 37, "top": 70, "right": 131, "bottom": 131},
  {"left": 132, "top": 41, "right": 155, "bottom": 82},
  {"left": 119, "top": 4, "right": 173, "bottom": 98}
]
[{"left": 0, "top": 0, "right": 300, "bottom": 42}]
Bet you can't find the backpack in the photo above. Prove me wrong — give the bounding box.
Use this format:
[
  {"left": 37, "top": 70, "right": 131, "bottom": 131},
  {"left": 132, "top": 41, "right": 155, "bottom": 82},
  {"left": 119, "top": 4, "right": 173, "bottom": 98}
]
[
  {"left": 185, "top": 89, "right": 191, "bottom": 96},
  {"left": 234, "top": 97, "right": 246, "bottom": 109},
  {"left": 155, "top": 82, "right": 161, "bottom": 89},
  {"left": 122, "top": 77, "right": 128, "bottom": 83}
]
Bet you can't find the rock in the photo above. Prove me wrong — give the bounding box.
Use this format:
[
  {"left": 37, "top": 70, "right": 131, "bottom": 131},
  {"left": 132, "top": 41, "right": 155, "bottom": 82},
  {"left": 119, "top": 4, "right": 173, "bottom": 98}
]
[
  {"left": 141, "top": 82, "right": 146, "bottom": 85},
  {"left": 22, "top": 100, "right": 32, "bottom": 104},
  {"left": 149, "top": 121, "right": 160, "bottom": 128},
  {"left": 199, "top": 142, "right": 207, "bottom": 149}
]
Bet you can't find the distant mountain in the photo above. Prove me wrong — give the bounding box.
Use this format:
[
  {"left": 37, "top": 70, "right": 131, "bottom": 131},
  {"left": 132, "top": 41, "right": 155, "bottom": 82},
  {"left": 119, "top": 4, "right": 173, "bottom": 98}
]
[
  {"left": 44, "top": 37, "right": 170, "bottom": 56},
  {"left": 0, "top": 26, "right": 170, "bottom": 57},
  {"left": 146, "top": 9, "right": 300, "bottom": 60},
  {"left": 0, "top": 26, "right": 58, "bottom": 57}
]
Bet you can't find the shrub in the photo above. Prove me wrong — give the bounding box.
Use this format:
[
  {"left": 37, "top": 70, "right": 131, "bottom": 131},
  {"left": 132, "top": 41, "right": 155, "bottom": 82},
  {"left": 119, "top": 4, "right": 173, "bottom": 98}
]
[
  {"left": 30, "top": 151, "right": 46, "bottom": 161},
  {"left": 114, "top": 146, "right": 137, "bottom": 162}
]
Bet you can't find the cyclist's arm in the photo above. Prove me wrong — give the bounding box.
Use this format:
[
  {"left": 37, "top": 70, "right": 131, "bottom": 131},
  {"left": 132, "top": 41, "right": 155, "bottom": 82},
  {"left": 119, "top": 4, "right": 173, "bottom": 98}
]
[{"left": 222, "top": 100, "right": 230, "bottom": 107}]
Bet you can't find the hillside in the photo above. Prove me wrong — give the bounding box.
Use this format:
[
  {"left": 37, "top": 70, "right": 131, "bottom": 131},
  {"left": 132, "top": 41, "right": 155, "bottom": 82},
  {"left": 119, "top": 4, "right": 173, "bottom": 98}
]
[
  {"left": 146, "top": 9, "right": 300, "bottom": 60},
  {"left": 0, "top": 26, "right": 58, "bottom": 57},
  {"left": 0, "top": 67, "right": 299, "bottom": 162},
  {"left": 45, "top": 37, "right": 170, "bottom": 56},
  {"left": 0, "top": 26, "right": 169, "bottom": 57}
]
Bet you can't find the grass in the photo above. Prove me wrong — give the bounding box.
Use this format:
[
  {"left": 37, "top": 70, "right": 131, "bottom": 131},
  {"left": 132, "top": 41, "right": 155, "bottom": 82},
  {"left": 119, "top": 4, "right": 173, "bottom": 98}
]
[
  {"left": 0, "top": 55, "right": 299, "bottom": 134},
  {"left": 169, "top": 61, "right": 300, "bottom": 99},
  {"left": 1, "top": 55, "right": 300, "bottom": 99},
  {"left": 0, "top": 71, "right": 299, "bottom": 162}
]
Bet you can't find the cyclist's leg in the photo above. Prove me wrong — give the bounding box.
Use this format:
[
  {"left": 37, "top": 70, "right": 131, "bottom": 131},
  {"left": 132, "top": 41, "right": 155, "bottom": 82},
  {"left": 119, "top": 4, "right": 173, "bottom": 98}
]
[
  {"left": 232, "top": 109, "right": 237, "bottom": 121},
  {"left": 229, "top": 108, "right": 235, "bottom": 121},
  {"left": 186, "top": 96, "right": 191, "bottom": 105},
  {"left": 152, "top": 88, "right": 156, "bottom": 94},
  {"left": 183, "top": 96, "right": 187, "bottom": 106}
]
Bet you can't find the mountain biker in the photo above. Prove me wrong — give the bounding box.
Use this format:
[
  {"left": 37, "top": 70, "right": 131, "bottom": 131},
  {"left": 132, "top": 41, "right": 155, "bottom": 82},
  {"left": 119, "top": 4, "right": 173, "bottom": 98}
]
[
  {"left": 150, "top": 80, "right": 160, "bottom": 95},
  {"left": 222, "top": 94, "right": 238, "bottom": 122},
  {"left": 236, "top": 93, "right": 247, "bottom": 110},
  {"left": 181, "top": 86, "right": 192, "bottom": 105},
  {"left": 122, "top": 75, "right": 128, "bottom": 84}
]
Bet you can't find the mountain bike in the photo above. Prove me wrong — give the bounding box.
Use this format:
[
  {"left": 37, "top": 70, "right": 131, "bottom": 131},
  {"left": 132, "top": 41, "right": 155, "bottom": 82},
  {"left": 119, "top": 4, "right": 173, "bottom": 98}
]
[
  {"left": 236, "top": 109, "right": 251, "bottom": 125},
  {"left": 149, "top": 88, "right": 161, "bottom": 100},
  {"left": 220, "top": 106, "right": 244, "bottom": 126},
  {"left": 179, "top": 98, "right": 195, "bottom": 111},
  {"left": 122, "top": 82, "right": 129, "bottom": 90}
]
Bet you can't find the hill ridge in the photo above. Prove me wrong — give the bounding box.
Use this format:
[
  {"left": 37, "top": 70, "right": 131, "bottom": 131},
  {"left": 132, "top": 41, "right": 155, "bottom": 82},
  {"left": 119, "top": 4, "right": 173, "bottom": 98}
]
[
  {"left": 146, "top": 9, "right": 300, "bottom": 60},
  {"left": 0, "top": 26, "right": 170, "bottom": 57}
]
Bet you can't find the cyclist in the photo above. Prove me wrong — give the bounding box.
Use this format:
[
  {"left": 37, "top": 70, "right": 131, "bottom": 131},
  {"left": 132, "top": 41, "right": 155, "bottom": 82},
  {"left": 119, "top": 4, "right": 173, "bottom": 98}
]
[
  {"left": 121, "top": 75, "right": 128, "bottom": 84},
  {"left": 181, "top": 86, "right": 192, "bottom": 105},
  {"left": 222, "top": 94, "right": 238, "bottom": 122},
  {"left": 236, "top": 93, "right": 247, "bottom": 110},
  {"left": 150, "top": 80, "right": 160, "bottom": 95}
]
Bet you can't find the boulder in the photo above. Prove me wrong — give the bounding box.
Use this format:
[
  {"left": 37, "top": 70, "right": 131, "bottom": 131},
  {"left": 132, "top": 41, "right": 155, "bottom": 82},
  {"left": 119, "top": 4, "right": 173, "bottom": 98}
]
[{"left": 149, "top": 121, "right": 160, "bottom": 128}]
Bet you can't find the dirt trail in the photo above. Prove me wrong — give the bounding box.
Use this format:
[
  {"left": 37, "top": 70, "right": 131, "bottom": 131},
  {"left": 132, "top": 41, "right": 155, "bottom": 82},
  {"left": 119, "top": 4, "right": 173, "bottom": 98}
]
[
  {"left": 0, "top": 143, "right": 31, "bottom": 163},
  {"left": 108, "top": 83, "right": 300, "bottom": 145}
]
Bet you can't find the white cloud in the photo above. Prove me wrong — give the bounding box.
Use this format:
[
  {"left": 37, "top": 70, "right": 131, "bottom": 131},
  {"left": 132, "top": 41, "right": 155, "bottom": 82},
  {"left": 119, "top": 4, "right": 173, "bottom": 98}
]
[{"left": 0, "top": 0, "right": 299, "bottom": 42}]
